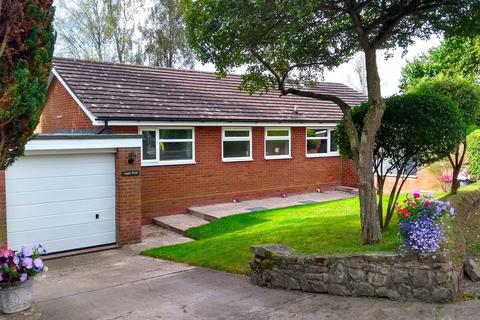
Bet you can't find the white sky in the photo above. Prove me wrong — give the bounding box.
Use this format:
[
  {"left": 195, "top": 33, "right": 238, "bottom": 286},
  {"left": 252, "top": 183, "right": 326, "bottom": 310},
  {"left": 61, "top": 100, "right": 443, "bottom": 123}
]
[{"left": 195, "top": 36, "right": 442, "bottom": 97}]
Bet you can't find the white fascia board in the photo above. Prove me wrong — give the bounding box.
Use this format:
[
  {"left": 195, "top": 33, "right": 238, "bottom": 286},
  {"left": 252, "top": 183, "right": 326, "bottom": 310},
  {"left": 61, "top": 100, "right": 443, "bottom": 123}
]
[
  {"left": 51, "top": 68, "right": 104, "bottom": 126},
  {"left": 110, "top": 120, "right": 339, "bottom": 127},
  {"left": 25, "top": 137, "right": 142, "bottom": 152}
]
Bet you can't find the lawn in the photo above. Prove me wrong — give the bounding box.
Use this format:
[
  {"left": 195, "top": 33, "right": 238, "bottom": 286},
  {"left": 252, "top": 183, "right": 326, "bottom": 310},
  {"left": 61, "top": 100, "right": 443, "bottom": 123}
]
[{"left": 142, "top": 196, "right": 401, "bottom": 274}]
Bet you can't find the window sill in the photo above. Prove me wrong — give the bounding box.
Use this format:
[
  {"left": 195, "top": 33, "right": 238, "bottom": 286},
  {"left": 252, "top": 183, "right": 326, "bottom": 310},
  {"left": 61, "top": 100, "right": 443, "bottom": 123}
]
[
  {"left": 222, "top": 158, "right": 254, "bottom": 163},
  {"left": 141, "top": 160, "right": 196, "bottom": 167},
  {"left": 265, "top": 156, "right": 292, "bottom": 160},
  {"left": 306, "top": 153, "right": 340, "bottom": 158}
]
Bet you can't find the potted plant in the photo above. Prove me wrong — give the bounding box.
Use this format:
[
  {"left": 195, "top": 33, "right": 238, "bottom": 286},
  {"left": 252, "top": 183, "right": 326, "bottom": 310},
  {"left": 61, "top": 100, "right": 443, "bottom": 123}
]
[{"left": 0, "top": 245, "right": 46, "bottom": 314}]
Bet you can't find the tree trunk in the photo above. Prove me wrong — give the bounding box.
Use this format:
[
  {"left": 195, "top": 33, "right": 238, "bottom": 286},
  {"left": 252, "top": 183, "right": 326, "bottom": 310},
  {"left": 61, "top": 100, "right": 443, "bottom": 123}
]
[
  {"left": 356, "top": 47, "right": 385, "bottom": 244},
  {"left": 450, "top": 142, "right": 466, "bottom": 194}
]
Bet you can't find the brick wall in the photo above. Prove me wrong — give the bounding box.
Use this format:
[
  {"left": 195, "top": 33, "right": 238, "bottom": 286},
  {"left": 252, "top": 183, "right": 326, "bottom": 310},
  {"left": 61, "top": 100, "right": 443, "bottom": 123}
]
[
  {"left": 0, "top": 171, "right": 6, "bottom": 248},
  {"left": 36, "top": 78, "right": 96, "bottom": 134},
  {"left": 341, "top": 159, "right": 358, "bottom": 187},
  {"left": 115, "top": 148, "right": 142, "bottom": 245},
  {"left": 383, "top": 168, "right": 443, "bottom": 193},
  {"left": 141, "top": 126, "right": 343, "bottom": 223}
]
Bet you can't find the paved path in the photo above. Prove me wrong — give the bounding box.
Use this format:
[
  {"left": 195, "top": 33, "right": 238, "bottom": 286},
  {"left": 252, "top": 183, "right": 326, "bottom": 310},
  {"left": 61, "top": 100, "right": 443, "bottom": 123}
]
[
  {"left": 6, "top": 225, "right": 478, "bottom": 320},
  {"left": 188, "top": 190, "right": 354, "bottom": 220},
  {"left": 154, "top": 190, "right": 355, "bottom": 235}
]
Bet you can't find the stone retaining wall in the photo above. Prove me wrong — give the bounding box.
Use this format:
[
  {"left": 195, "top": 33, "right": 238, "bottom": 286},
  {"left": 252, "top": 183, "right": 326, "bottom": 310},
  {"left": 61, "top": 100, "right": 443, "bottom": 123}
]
[{"left": 250, "top": 244, "right": 463, "bottom": 303}]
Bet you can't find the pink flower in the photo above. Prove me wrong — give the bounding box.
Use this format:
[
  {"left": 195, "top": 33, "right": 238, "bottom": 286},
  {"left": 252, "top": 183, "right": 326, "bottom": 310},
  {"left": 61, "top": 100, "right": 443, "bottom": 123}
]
[
  {"left": 424, "top": 201, "right": 431, "bottom": 207},
  {"left": 413, "top": 192, "right": 420, "bottom": 199}
]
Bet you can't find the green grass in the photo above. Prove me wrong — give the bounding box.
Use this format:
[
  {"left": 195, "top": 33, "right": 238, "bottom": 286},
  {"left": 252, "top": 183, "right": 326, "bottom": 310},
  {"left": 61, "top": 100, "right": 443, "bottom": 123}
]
[{"left": 142, "top": 197, "right": 401, "bottom": 274}]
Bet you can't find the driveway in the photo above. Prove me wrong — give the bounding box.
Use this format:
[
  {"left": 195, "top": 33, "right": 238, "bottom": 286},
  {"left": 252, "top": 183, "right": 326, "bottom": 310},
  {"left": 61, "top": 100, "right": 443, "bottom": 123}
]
[{"left": 7, "top": 226, "right": 480, "bottom": 320}]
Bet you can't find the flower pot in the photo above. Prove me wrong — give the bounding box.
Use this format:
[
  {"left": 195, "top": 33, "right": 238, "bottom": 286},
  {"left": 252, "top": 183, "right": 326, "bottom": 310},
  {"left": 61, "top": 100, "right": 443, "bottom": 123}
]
[{"left": 0, "top": 279, "right": 33, "bottom": 314}]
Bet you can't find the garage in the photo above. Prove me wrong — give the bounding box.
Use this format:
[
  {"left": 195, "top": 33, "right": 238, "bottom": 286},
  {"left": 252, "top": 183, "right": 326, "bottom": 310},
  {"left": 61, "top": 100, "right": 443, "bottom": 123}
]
[{"left": 2, "top": 134, "right": 142, "bottom": 254}]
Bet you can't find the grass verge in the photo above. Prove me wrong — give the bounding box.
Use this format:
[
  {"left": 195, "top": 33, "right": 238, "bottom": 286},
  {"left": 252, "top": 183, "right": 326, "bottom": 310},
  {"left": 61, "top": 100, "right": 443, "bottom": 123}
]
[{"left": 142, "top": 196, "right": 401, "bottom": 274}]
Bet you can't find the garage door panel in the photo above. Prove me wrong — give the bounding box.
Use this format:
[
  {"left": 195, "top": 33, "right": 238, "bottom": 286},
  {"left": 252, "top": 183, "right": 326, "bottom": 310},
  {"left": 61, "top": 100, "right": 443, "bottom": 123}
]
[
  {"left": 8, "top": 209, "right": 115, "bottom": 233},
  {"left": 6, "top": 153, "right": 117, "bottom": 253},
  {"left": 7, "top": 162, "right": 113, "bottom": 180},
  {"left": 7, "top": 153, "right": 113, "bottom": 170},
  {"left": 8, "top": 232, "right": 116, "bottom": 254},
  {"left": 6, "top": 174, "right": 114, "bottom": 193},
  {"left": 6, "top": 197, "right": 115, "bottom": 219},
  {"left": 7, "top": 185, "right": 115, "bottom": 206},
  {"left": 8, "top": 220, "right": 116, "bottom": 247}
]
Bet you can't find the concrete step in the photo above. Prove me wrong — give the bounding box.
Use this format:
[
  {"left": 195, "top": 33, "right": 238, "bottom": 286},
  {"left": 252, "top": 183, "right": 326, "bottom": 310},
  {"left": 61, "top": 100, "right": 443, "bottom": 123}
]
[
  {"left": 187, "top": 208, "right": 219, "bottom": 222},
  {"left": 335, "top": 186, "right": 359, "bottom": 195},
  {"left": 153, "top": 214, "right": 209, "bottom": 236}
]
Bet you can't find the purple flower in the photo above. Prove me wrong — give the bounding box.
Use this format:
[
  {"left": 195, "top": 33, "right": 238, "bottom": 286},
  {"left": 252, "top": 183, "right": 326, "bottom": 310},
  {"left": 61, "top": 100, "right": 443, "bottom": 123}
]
[
  {"left": 33, "top": 258, "right": 43, "bottom": 272},
  {"left": 21, "top": 246, "right": 31, "bottom": 257},
  {"left": 23, "top": 257, "right": 33, "bottom": 269},
  {"left": 19, "top": 273, "right": 28, "bottom": 282},
  {"left": 13, "top": 256, "right": 19, "bottom": 266}
]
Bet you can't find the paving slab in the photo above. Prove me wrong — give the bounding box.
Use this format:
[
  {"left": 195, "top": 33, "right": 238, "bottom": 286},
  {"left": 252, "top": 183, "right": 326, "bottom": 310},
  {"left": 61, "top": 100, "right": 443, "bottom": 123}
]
[
  {"left": 189, "top": 190, "right": 354, "bottom": 220},
  {"left": 153, "top": 214, "right": 209, "bottom": 236}
]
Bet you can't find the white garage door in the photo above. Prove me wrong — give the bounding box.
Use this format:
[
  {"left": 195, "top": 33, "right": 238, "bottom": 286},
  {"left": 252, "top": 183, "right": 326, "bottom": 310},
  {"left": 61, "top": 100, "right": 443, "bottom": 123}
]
[{"left": 6, "top": 153, "right": 116, "bottom": 254}]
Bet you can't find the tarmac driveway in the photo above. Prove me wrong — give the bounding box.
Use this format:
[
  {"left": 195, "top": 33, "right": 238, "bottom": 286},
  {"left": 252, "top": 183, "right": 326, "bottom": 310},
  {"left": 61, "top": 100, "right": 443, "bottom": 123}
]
[{"left": 14, "top": 226, "right": 480, "bottom": 320}]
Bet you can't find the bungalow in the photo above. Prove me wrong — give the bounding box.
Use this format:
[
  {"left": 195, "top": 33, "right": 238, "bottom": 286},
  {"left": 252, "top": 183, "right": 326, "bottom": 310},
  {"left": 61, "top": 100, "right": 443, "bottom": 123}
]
[{"left": 0, "top": 58, "right": 437, "bottom": 254}]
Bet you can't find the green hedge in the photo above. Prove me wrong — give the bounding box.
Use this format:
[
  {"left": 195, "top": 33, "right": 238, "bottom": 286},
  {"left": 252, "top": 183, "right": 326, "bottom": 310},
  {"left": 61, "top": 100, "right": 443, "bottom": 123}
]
[{"left": 467, "top": 130, "right": 480, "bottom": 178}]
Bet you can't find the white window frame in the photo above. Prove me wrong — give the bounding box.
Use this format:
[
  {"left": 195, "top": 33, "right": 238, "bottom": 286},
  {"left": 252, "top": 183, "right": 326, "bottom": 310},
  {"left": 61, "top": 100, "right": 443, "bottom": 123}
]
[
  {"left": 221, "top": 127, "right": 253, "bottom": 162},
  {"left": 305, "top": 127, "right": 339, "bottom": 158},
  {"left": 264, "top": 127, "right": 291, "bottom": 160},
  {"left": 139, "top": 127, "right": 196, "bottom": 166}
]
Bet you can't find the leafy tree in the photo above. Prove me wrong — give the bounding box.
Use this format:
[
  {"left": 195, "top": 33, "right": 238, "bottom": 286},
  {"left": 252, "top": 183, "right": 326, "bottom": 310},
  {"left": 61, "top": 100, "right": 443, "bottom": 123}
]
[
  {"left": 406, "top": 76, "right": 480, "bottom": 194},
  {"left": 180, "top": 0, "right": 475, "bottom": 244},
  {"left": 467, "top": 130, "right": 480, "bottom": 179},
  {"left": 55, "top": 0, "right": 112, "bottom": 61},
  {"left": 335, "top": 93, "right": 463, "bottom": 230},
  {"left": 141, "top": 0, "right": 194, "bottom": 68},
  {"left": 401, "top": 36, "right": 480, "bottom": 90},
  {"left": 105, "top": 0, "right": 145, "bottom": 63},
  {"left": 0, "top": 0, "right": 55, "bottom": 169}
]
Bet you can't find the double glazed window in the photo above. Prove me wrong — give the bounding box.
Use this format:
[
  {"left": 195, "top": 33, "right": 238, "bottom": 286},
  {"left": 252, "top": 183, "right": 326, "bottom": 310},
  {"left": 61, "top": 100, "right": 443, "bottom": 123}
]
[
  {"left": 306, "top": 128, "right": 339, "bottom": 156},
  {"left": 222, "top": 128, "right": 252, "bottom": 161},
  {"left": 141, "top": 128, "right": 195, "bottom": 165},
  {"left": 265, "top": 128, "right": 291, "bottom": 159}
]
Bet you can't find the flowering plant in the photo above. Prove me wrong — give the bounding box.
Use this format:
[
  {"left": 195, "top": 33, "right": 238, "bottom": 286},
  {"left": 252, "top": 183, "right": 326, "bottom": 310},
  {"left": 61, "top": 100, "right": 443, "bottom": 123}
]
[
  {"left": 0, "top": 245, "right": 47, "bottom": 286},
  {"left": 397, "top": 191, "right": 455, "bottom": 253},
  {"left": 440, "top": 174, "right": 453, "bottom": 183}
]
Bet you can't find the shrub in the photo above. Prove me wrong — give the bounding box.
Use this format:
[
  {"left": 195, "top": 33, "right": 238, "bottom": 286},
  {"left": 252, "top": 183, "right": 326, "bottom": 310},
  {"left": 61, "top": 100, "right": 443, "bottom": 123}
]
[
  {"left": 467, "top": 130, "right": 480, "bottom": 178},
  {"left": 0, "top": 245, "right": 47, "bottom": 285},
  {"left": 397, "top": 192, "right": 455, "bottom": 253}
]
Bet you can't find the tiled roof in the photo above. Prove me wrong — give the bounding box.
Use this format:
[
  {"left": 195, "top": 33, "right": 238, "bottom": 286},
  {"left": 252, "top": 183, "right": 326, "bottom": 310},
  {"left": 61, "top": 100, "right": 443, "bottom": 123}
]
[{"left": 52, "top": 57, "right": 366, "bottom": 123}]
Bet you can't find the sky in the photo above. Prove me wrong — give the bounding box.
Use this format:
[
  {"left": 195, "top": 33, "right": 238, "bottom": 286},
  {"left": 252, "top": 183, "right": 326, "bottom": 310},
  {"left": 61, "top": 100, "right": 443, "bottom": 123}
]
[{"left": 195, "top": 36, "right": 442, "bottom": 97}]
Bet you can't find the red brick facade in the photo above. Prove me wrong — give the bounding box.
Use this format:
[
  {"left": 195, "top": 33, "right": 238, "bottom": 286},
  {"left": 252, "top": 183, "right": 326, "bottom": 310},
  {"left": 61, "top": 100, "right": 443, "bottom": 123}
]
[
  {"left": 140, "top": 126, "right": 343, "bottom": 223},
  {"left": 36, "top": 78, "right": 96, "bottom": 134},
  {"left": 115, "top": 148, "right": 142, "bottom": 245}
]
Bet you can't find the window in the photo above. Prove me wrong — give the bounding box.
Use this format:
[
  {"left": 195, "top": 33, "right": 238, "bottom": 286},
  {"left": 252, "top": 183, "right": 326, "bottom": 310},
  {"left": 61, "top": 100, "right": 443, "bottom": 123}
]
[
  {"left": 222, "top": 128, "right": 252, "bottom": 161},
  {"left": 381, "top": 158, "right": 417, "bottom": 177},
  {"left": 140, "top": 128, "right": 195, "bottom": 165},
  {"left": 306, "top": 128, "right": 339, "bottom": 157},
  {"left": 265, "top": 128, "right": 291, "bottom": 159}
]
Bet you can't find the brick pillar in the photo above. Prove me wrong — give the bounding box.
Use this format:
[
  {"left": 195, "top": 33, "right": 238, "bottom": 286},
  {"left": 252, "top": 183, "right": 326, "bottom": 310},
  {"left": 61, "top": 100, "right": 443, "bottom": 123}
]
[{"left": 115, "top": 148, "right": 142, "bottom": 246}]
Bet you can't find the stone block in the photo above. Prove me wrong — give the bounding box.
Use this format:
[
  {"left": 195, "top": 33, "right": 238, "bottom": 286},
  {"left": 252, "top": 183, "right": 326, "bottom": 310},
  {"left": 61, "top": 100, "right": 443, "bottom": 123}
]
[
  {"left": 464, "top": 256, "right": 480, "bottom": 282},
  {"left": 328, "top": 284, "right": 349, "bottom": 296},
  {"left": 351, "top": 282, "right": 375, "bottom": 296},
  {"left": 347, "top": 268, "right": 366, "bottom": 281}
]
